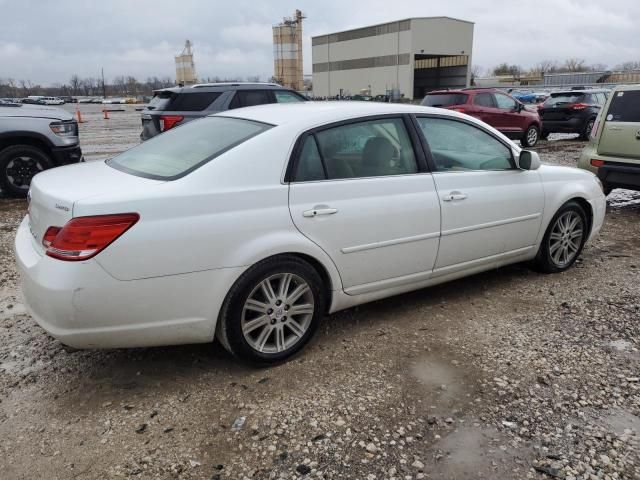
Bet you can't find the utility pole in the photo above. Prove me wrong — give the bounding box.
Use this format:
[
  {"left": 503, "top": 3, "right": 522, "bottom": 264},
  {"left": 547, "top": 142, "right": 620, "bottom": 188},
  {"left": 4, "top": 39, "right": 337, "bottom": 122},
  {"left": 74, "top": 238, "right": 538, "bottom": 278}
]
[{"left": 101, "top": 68, "right": 106, "bottom": 99}]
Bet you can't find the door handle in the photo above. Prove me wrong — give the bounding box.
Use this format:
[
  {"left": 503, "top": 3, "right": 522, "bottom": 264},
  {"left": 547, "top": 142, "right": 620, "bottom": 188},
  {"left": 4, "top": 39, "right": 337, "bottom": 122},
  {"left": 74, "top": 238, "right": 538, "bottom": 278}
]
[
  {"left": 442, "top": 192, "right": 467, "bottom": 202},
  {"left": 303, "top": 207, "right": 338, "bottom": 217}
]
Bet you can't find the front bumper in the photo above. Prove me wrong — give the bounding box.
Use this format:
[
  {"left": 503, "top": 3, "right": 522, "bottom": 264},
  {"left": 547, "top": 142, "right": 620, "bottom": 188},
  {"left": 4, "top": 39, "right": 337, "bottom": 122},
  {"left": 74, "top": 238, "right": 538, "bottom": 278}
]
[
  {"left": 14, "top": 217, "right": 244, "bottom": 349},
  {"left": 51, "top": 145, "right": 83, "bottom": 166}
]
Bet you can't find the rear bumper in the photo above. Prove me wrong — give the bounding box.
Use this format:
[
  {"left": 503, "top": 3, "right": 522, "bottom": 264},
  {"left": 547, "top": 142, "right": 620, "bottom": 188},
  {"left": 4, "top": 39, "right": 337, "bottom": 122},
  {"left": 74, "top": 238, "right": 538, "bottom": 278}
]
[
  {"left": 14, "top": 217, "right": 244, "bottom": 349},
  {"left": 597, "top": 165, "right": 640, "bottom": 192},
  {"left": 51, "top": 145, "right": 83, "bottom": 166},
  {"left": 541, "top": 118, "right": 584, "bottom": 134}
]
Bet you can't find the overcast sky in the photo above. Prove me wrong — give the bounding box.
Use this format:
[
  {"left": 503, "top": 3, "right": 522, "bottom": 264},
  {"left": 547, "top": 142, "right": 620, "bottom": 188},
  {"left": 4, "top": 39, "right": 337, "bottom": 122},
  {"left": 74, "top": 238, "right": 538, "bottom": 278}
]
[{"left": 1, "top": 0, "right": 638, "bottom": 85}]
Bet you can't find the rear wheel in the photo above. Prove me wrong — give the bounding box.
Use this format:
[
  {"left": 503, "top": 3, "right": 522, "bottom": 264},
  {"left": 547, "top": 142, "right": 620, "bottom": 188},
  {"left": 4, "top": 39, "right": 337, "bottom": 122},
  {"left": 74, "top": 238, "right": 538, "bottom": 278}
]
[
  {"left": 580, "top": 118, "right": 596, "bottom": 140},
  {"left": 533, "top": 201, "right": 588, "bottom": 273},
  {"left": 216, "top": 255, "right": 326, "bottom": 364},
  {"left": 521, "top": 125, "right": 540, "bottom": 147},
  {"left": 0, "top": 145, "right": 52, "bottom": 197}
]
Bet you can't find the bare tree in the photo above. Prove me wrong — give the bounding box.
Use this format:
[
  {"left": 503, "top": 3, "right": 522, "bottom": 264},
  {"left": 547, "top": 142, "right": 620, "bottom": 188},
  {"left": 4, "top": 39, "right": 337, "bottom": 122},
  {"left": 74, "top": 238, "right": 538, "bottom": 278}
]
[
  {"left": 246, "top": 75, "right": 261, "bottom": 82},
  {"left": 69, "top": 75, "right": 81, "bottom": 95},
  {"left": 616, "top": 61, "right": 640, "bottom": 71},
  {"left": 563, "top": 58, "right": 587, "bottom": 72}
]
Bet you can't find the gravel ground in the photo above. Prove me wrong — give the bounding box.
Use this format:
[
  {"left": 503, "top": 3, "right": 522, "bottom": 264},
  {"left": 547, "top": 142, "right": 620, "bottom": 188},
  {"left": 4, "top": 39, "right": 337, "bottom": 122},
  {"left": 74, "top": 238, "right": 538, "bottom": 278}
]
[{"left": 0, "top": 110, "right": 638, "bottom": 479}]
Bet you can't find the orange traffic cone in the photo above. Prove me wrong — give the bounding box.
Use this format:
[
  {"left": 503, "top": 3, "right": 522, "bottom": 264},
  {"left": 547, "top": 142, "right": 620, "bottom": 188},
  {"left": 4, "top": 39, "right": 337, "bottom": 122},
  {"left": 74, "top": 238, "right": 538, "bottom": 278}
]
[
  {"left": 103, "top": 109, "right": 109, "bottom": 120},
  {"left": 76, "top": 104, "right": 84, "bottom": 123}
]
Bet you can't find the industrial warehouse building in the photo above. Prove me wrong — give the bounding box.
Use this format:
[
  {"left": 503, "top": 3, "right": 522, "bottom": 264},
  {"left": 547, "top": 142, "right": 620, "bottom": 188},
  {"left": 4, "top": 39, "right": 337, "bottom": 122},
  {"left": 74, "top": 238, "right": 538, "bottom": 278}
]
[{"left": 311, "top": 17, "right": 474, "bottom": 100}]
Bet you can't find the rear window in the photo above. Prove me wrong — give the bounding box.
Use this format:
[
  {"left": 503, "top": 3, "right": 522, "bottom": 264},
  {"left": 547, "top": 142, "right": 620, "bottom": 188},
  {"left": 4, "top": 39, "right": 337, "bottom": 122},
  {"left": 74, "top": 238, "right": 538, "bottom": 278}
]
[
  {"left": 543, "top": 93, "right": 584, "bottom": 107},
  {"left": 147, "top": 91, "right": 173, "bottom": 111},
  {"left": 421, "top": 93, "right": 468, "bottom": 107},
  {"left": 107, "top": 117, "right": 272, "bottom": 180},
  {"left": 606, "top": 90, "right": 640, "bottom": 122}
]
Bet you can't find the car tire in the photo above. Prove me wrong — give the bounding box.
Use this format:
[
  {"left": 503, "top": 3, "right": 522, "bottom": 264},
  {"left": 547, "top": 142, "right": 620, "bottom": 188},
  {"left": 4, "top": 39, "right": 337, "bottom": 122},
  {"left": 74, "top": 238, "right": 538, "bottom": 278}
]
[
  {"left": 216, "top": 255, "right": 326, "bottom": 364},
  {"left": 580, "top": 118, "right": 596, "bottom": 140},
  {"left": 0, "top": 144, "right": 53, "bottom": 197},
  {"left": 521, "top": 125, "right": 540, "bottom": 147},
  {"left": 533, "top": 201, "right": 589, "bottom": 274}
]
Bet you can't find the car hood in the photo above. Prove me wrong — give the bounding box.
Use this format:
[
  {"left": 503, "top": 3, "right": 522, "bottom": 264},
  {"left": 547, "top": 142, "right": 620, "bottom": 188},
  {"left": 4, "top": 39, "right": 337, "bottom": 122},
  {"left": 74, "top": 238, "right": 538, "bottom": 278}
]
[{"left": 0, "top": 104, "right": 73, "bottom": 121}]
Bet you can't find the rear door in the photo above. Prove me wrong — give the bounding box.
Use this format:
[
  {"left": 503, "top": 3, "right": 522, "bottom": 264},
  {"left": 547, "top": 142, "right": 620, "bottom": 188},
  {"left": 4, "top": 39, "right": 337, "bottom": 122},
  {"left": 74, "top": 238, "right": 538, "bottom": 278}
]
[
  {"left": 598, "top": 89, "right": 640, "bottom": 158},
  {"left": 288, "top": 116, "right": 441, "bottom": 294},
  {"left": 471, "top": 92, "right": 497, "bottom": 125}
]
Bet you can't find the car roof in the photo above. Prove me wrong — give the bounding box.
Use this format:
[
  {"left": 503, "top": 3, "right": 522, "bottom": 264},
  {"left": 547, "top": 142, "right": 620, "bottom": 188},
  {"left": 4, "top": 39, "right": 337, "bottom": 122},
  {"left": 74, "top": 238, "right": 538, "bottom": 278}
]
[
  {"left": 154, "top": 83, "right": 296, "bottom": 95},
  {"left": 550, "top": 89, "right": 609, "bottom": 95},
  {"left": 215, "top": 101, "right": 467, "bottom": 128}
]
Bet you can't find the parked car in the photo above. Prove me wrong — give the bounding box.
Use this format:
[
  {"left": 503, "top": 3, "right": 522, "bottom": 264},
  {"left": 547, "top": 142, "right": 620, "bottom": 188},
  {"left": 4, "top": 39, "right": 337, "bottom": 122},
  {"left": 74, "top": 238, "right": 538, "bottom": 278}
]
[
  {"left": 421, "top": 88, "right": 542, "bottom": 147},
  {"left": 59, "top": 96, "right": 77, "bottom": 104},
  {"left": 538, "top": 89, "right": 608, "bottom": 139},
  {"left": 21, "top": 98, "right": 46, "bottom": 105},
  {"left": 16, "top": 102, "right": 605, "bottom": 363},
  {"left": 140, "top": 82, "right": 307, "bottom": 141},
  {"left": 40, "top": 97, "right": 65, "bottom": 105},
  {"left": 0, "top": 103, "right": 82, "bottom": 196},
  {"left": 578, "top": 85, "right": 640, "bottom": 194}
]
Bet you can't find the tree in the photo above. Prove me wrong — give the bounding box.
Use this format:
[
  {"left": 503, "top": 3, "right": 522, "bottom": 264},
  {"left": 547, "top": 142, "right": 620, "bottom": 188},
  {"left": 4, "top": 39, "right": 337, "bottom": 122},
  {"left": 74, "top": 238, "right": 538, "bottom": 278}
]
[
  {"left": 492, "top": 63, "right": 521, "bottom": 77},
  {"left": 470, "top": 65, "right": 483, "bottom": 85},
  {"left": 563, "top": 58, "right": 587, "bottom": 72},
  {"left": 69, "top": 75, "right": 81, "bottom": 95},
  {"left": 246, "top": 75, "right": 261, "bottom": 82},
  {"left": 616, "top": 61, "right": 640, "bottom": 71}
]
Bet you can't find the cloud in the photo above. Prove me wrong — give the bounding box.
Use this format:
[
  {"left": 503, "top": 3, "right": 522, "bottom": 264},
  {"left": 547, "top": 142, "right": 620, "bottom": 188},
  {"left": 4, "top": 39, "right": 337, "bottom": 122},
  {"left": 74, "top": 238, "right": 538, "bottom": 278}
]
[{"left": 1, "top": 0, "right": 639, "bottom": 85}]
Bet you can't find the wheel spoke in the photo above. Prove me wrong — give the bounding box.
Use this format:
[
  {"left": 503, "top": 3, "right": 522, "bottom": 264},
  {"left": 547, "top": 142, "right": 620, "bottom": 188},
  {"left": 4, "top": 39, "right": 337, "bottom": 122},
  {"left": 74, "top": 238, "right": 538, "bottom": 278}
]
[
  {"left": 244, "top": 298, "right": 269, "bottom": 314},
  {"left": 288, "top": 303, "right": 313, "bottom": 316},
  {"left": 287, "top": 319, "right": 305, "bottom": 337},
  {"left": 242, "top": 315, "right": 270, "bottom": 335},
  {"left": 569, "top": 229, "right": 583, "bottom": 240},
  {"left": 260, "top": 279, "right": 277, "bottom": 303},
  {"left": 255, "top": 325, "right": 273, "bottom": 352},
  {"left": 275, "top": 326, "right": 286, "bottom": 352},
  {"left": 550, "top": 240, "right": 563, "bottom": 255},
  {"left": 550, "top": 232, "right": 562, "bottom": 241},
  {"left": 287, "top": 284, "right": 309, "bottom": 305},
  {"left": 278, "top": 273, "right": 293, "bottom": 299}
]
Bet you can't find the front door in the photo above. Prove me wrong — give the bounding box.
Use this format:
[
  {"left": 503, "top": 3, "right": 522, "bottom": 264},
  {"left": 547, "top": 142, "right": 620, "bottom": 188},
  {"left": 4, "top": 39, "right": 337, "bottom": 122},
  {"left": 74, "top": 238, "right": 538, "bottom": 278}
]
[
  {"left": 492, "top": 92, "right": 525, "bottom": 136},
  {"left": 414, "top": 115, "right": 544, "bottom": 271},
  {"left": 288, "top": 116, "right": 441, "bottom": 293}
]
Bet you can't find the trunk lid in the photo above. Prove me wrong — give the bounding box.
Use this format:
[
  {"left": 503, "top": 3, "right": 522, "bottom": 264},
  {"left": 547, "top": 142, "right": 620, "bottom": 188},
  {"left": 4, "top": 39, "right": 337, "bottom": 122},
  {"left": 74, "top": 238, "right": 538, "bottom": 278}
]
[
  {"left": 27, "top": 161, "right": 163, "bottom": 252},
  {"left": 598, "top": 90, "right": 640, "bottom": 158},
  {"left": 539, "top": 93, "right": 585, "bottom": 121}
]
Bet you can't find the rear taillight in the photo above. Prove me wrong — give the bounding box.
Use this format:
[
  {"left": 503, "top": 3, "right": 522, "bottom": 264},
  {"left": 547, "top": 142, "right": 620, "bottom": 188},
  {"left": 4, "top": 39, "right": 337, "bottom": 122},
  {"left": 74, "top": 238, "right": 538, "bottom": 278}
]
[
  {"left": 43, "top": 213, "right": 139, "bottom": 261},
  {"left": 590, "top": 159, "right": 605, "bottom": 167},
  {"left": 159, "top": 115, "right": 183, "bottom": 131},
  {"left": 569, "top": 103, "right": 589, "bottom": 110}
]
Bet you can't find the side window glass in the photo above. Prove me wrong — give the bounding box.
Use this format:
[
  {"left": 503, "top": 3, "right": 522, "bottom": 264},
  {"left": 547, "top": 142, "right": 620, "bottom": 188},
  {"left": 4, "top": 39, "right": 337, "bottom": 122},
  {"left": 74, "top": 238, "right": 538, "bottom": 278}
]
[
  {"left": 294, "top": 136, "right": 326, "bottom": 182},
  {"left": 275, "top": 91, "right": 305, "bottom": 103},
  {"left": 228, "top": 90, "right": 271, "bottom": 109},
  {"left": 417, "top": 117, "right": 514, "bottom": 171},
  {"left": 313, "top": 118, "right": 418, "bottom": 179},
  {"left": 493, "top": 93, "right": 517, "bottom": 110},
  {"left": 474, "top": 93, "right": 495, "bottom": 108}
]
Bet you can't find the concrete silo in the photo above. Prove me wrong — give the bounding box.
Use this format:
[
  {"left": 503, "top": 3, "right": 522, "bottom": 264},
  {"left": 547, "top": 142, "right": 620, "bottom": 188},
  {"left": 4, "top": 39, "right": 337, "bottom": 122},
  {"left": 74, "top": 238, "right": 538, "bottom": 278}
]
[
  {"left": 175, "top": 40, "right": 197, "bottom": 86},
  {"left": 273, "top": 10, "right": 304, "bottom": 91}
]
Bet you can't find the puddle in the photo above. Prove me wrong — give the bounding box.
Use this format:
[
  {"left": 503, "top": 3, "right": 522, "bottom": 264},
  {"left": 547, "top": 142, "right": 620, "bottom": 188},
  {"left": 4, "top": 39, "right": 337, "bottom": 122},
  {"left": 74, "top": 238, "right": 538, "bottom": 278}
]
[
  {"left": 411, "top": 357, "right": 470, "bottom": 415},
  {"left": 601, "top": 408, "right": 640, "bottom": 436}
]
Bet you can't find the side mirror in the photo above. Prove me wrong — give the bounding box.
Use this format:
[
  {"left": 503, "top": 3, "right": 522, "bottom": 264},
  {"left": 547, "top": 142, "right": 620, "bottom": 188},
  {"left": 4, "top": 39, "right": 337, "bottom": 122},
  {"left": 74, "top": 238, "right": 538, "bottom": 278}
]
[{"left": 518, "top": 150, "right": 541, "bottom": 170}]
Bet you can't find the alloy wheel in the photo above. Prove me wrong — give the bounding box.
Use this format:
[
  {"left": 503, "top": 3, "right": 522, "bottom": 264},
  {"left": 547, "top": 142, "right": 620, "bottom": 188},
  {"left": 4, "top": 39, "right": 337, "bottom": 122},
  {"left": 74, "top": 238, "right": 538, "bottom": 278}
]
[
  {"left": 526, "top": 127, "right": 538, "bottom": 146},
  {"left": 5, "top": 156, "right": 44, "bottom": 190},
  {"left": 548, "top": 211, "right": 584, "bottom": 268},
  {"left": 241, "top": 273, "right": 314, "bottom": 354}
]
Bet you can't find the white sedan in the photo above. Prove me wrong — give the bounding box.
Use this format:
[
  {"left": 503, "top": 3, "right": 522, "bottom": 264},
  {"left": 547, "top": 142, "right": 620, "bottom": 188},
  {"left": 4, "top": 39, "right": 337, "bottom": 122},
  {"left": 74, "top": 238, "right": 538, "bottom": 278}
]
[{"left": 15, "top": 102, "right": 606, "bottom": 363}]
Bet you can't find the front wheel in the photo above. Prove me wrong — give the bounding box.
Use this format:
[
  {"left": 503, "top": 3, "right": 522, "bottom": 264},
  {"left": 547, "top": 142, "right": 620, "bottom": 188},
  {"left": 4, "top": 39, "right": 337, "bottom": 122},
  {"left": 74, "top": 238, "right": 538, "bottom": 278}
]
[
  {"left": 216, "top": 255, "right": 326, "bottom": 364},
  {"left": 521, "top": 125, "right": 540, "bottom": 147},
  {"left": 0, "top": 145, "right": 52, "bottom": 197},
  {"left": 533, "top": 201, "right": 588, "bottom": 273}
]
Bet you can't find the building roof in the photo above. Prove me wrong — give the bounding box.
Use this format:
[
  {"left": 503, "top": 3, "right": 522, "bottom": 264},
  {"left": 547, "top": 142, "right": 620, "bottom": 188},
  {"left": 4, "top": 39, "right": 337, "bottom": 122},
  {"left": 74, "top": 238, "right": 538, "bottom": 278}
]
[{"left": 311, "top": 16, "right": 474, "bottom": 39}]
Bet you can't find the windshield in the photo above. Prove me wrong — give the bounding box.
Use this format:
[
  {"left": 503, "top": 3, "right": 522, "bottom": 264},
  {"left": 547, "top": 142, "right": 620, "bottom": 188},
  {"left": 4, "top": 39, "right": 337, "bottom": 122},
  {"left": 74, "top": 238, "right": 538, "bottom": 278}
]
[
  {"left": 421, "top": 93, "right": 468, "bottom": 108},
  {"left": 543, "top": 93, "right": 584, "bottom": 107},
  {"left": 107, "top": 116, "right": 272, "bottom": 180}
]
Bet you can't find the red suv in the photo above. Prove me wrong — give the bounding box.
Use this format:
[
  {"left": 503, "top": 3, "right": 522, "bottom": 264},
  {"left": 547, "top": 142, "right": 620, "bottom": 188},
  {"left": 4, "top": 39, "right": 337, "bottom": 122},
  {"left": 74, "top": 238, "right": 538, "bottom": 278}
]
[{"left": 421, "top": 88, "right": 542, "bottom": 147}]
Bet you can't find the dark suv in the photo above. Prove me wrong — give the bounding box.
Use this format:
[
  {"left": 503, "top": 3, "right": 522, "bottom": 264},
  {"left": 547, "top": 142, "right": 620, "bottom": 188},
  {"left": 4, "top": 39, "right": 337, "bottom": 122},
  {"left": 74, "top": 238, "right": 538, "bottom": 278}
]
[
  {"left": 140, "top": 83, "right": 307, "bottom": 140},
  {"left": 538, "top": 89, "right": 608, "bottom": 140},
  {"left": 421, "top": 88, "right": 542, "bottom": 147}
]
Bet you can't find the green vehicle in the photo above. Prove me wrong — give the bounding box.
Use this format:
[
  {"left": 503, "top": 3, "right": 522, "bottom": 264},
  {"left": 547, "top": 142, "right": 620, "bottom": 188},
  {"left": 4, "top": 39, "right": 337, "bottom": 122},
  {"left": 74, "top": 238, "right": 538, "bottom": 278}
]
[{"left": 578, "top": 85, "right": 640, "bottom": 194}]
